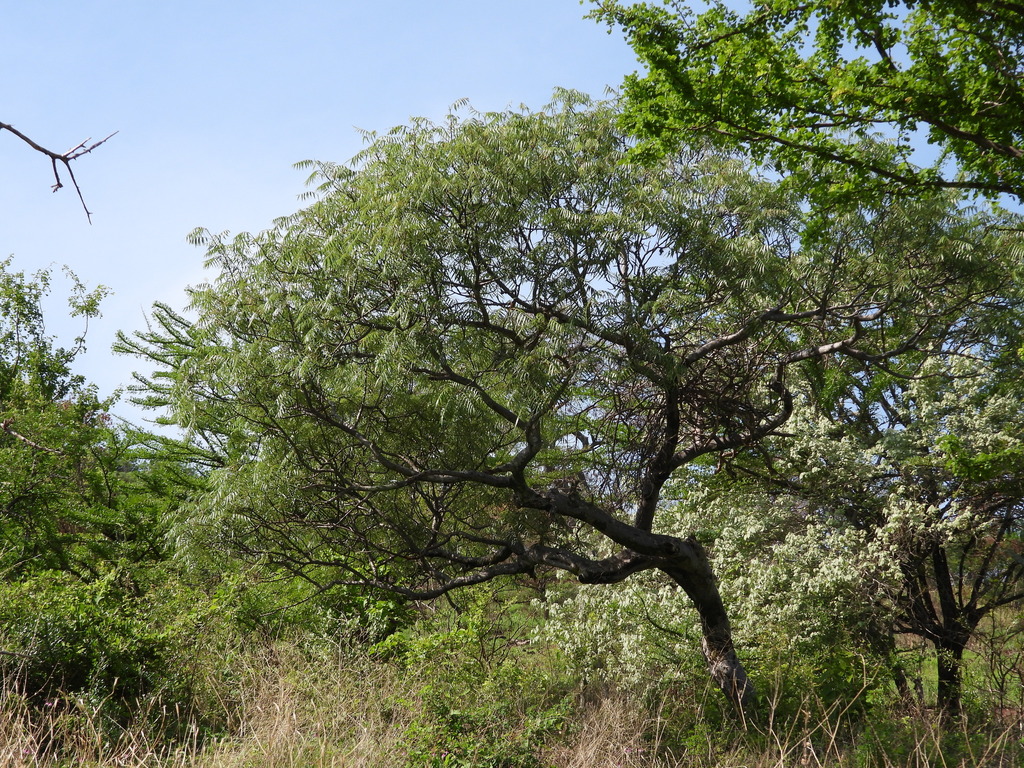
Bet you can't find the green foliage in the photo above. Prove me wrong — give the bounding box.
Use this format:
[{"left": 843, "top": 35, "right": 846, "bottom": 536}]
[
  {"left": 0, "top": 569, "right": 169, "bottom": 705},
  {"left": 2, "top": 260, "right": 421, "bottom": 746},
  {"left": 0, "top": 258, "right": 218, "bottom": 740},
  {"left": 377, "top": 590, "right": 572, "bottom": 768},
  {"left": 936, "top": 432, "right": 1024, "bottom": 481},
  {"left": 595, "top": 0, "right": 1024, "bottom": 202},
  {"left": 231, "top": 574, "right": 414, "bottom": 646},
  {"left": 0, "top": 563, "right": 260, "bottom": 745},
  {"left": 0, "top": 258, "right": 107, "bottom": 402},
  {"left": 400, "top": 676, "right": 565, "bottom": 768},
  {"left": 113, "top": 94, "right": 1024, "bottom": 716},
  {"left": 0, "top": 259, "right": 173, "bottom": 581}
]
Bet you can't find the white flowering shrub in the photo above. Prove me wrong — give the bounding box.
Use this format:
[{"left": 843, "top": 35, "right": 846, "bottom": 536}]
[
  {"left": 539, "top": 354, "right": 1024, "bottom": 711},
  {"left": 539, "top": 569, "right": 704, "bottom": 687}
]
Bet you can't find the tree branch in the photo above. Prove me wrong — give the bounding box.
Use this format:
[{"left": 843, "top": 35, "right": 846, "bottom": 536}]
[
  {"left": 0, "top": 121, "right": 117, "bottom": 223},
  {"left": 0, "top": 418, "right": 64, "bottom": 455}
]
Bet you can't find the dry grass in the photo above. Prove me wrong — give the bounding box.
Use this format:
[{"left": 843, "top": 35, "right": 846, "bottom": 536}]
[
  {"left": 193, "top": 643, "right": 413, "bottom": 768},
  {"left": 3, "top": 640, "right": 1023, "bottom": 768},
  {"left": 541, "top": 686, "right": 669, "bottom": 768},
  {"left": 0, "top": 684, "right": 202, "bottom": 767},
  {"left": 0, "top": 641, "right": 415, "bottom": 768}
]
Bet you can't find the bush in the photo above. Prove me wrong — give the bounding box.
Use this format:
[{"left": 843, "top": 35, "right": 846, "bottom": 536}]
[{"left": 0, "top": 570, "right": 168, "bottom": 706}]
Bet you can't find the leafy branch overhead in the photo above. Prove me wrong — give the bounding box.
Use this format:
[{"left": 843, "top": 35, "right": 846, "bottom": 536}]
[
  {"left": 594, "top": 0, "right": 1024, "bottom": 201},
  {"left": 0, "top": 120, "right": 117, "bottom": 222}
]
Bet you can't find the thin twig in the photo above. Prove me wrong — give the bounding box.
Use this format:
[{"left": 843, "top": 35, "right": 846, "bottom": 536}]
[{"left": 0, "top": 121, "right": 117, "bottom": 223}]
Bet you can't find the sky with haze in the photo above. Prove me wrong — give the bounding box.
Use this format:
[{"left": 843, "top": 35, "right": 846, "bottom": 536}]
[{"left": 1, "top": 0, "right": 640, "bottom": 424}]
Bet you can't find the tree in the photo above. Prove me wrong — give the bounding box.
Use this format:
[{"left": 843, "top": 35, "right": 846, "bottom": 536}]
[
  {"left": 591, "top": 0, "right": 1024, "bottom": 716},
  {"left": 118, "top": 96, "right": 1011, "bottom": 716},
  {"left": 542, "top": 294, "right": 1024, "bottom": 719},
  {"left": 0, "top": 259, "right": 202, "bottom": 711},
  {"left": 666, "top": 298, "right": 1024, "bottom": 715},
  {"left": 593, "top": 1, "right": 1024, "bottom": 201},
  {"left": 0, "top": 258, "right": 174, "bottom": 577}
]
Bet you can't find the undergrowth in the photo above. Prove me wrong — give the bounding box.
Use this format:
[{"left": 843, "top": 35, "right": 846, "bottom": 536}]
[{"left": 2, "top": 587, "right": 1022, "bottom": 767}]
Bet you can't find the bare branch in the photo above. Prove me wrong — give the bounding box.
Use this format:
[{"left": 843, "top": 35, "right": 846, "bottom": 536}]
[{"left": 0, "top": 120, "right": 117, "bottom": 223}]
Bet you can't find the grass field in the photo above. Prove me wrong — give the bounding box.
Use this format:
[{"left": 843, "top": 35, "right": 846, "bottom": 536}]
[{"left": 3, "top": 615, "right": 1022, "bottom": 768}]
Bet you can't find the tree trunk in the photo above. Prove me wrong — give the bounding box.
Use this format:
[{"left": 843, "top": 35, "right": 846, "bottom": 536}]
[
  {"left": 867, "top": 630, "right": 915, "bottom": 703},
  {"left": 930, "top": 545, "right": 975, "bottom": 718},
  {"left": 891, "top": 660, "right": 914, "bottom": 703},
  {"left": 661, "top": 539, "right": 755, "bottom": 719},
  {"left": 936, "top": 639, "right": 966, "bottom": 717}
]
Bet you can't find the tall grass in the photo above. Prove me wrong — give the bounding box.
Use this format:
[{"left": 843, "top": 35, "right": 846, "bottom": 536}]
[
  {"left": 3, "top": 633, "right": 1022, "bottom": 767},
  {"left": 3, "top": 585, "right": 1022, "bottom": 768}
]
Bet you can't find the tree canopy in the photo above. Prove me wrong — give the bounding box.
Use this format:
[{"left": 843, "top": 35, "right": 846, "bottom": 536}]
[
  {"left": 119, "top": 95, "right": 1018, "bottom": 715},
  {"left": 594, "top": 0, "right": 1024, "bottom": 201},
  {"left": 0, "top": 260, "right": 174, "bottom": 578}
]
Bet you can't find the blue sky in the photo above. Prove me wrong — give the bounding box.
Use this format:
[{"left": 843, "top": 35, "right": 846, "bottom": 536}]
[{"left": 1, "top": 1, "right": 639, "bottom": 423}]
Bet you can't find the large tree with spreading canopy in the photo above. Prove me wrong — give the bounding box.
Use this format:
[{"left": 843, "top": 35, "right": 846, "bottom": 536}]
[{"left": 119, "top": 96, "right": 1013, "bottom": 715}]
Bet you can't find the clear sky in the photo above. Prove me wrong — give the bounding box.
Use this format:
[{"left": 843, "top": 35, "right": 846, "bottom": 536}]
[{"left": 1, "top": 0, "right": 640, "bottom": 424}]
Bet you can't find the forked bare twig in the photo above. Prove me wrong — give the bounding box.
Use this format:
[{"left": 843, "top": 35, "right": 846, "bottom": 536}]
[{"left": 0, "top": 121, "right": 117, "bottom": 223}]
